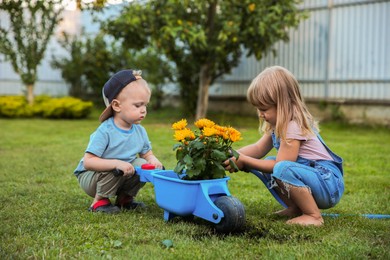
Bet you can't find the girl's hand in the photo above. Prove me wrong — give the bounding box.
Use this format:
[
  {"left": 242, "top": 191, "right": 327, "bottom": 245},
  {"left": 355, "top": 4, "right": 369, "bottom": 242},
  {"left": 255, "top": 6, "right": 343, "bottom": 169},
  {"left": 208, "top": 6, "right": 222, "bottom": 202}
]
[{"left": 223, "top": 156, "right": 244, "bottom": 173}]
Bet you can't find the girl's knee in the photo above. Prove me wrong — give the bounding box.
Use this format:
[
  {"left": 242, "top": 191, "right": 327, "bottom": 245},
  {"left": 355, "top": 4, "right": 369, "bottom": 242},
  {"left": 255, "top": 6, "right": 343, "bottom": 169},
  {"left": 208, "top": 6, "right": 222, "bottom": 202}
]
[
  {"left": 273, "top": 161, "right": 294, "bottom": 176},
  {"left": 272, "top": 161, "right": 308, "bottom": 188}
]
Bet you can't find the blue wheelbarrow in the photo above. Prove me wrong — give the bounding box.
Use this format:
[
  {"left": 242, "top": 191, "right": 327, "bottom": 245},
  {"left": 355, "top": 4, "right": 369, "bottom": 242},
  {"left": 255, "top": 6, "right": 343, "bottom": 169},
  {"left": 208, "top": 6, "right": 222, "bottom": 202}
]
[{"left": 129, "top": 165, "right": 246, "bottom": 233}]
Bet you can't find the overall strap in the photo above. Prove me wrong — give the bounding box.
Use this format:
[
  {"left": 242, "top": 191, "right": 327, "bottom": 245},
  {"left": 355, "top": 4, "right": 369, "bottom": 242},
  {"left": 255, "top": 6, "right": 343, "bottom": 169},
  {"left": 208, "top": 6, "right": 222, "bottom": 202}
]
[{"left": 316, "top": 133, "right": 344, "bottom": 175}]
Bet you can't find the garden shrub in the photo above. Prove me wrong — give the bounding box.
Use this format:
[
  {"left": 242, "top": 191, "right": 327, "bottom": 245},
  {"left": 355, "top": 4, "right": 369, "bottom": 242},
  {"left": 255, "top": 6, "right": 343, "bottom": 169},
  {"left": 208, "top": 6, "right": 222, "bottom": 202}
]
[
  {"left": 37, "top": 97, "right": 93, "bottom": 119},
  {"left": 0, "top": 95, "right": 93, "bottom": 119},
  {"left": 0, "top": 96, "right": 33, "bottom": 118}
]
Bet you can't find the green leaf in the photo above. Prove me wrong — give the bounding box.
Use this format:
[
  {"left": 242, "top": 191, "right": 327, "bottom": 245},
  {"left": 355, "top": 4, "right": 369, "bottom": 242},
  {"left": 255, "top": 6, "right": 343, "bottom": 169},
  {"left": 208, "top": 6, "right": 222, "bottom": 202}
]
[
  {"left": 211, "top": 167, "right": 226, "bottom": 179},
  {"left": 215, "top": 161, "right": 226, "bottom": 171},
  {"left": 193, "top": 158, "right": 206, "bottom": 172},
  {"left": 229, "top": 159, "right": 239, "bottom": 172},
  {"left": 173, "top": 143, "right": 182, "bottom": 150},
  {"left": 112, "top": 240, "right": 122, "bottom": 248},
  {"left": 192, "top": 141, "right": 205, "bottom": 149},
  {"left": 183, "top": 154, "right": 193, "bottom": 165},
  {"left": 175, "top": 147, "right": 186, "bottom": 161},
  {"left": 186, "top": 168, "right": 201, "bottom": 179},
  {"left": 231, "top": 149, "right": 240, "bottom": 160},
  {"left": 174, "top": 163, "right": 185, "bottom": 174},
  {"left": 162, "top": 239, "right": 174, "bottom": 249},
  {"left": 211, "top": 149, "right": 227, "bottom": 161}
]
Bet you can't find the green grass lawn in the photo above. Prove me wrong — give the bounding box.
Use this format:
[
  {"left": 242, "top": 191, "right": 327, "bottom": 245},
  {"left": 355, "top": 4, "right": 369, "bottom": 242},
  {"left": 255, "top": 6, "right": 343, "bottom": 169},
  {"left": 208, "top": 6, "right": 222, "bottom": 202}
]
[{"left": 1, "top": 109, "right": 389, "bottom": 259}]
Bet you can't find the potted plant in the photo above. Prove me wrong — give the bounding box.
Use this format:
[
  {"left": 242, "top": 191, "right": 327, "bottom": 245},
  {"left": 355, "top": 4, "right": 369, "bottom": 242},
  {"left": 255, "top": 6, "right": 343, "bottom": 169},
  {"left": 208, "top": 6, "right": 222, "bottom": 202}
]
[{"left": 172, "top": 118, "right": 241, "bottom": 180}]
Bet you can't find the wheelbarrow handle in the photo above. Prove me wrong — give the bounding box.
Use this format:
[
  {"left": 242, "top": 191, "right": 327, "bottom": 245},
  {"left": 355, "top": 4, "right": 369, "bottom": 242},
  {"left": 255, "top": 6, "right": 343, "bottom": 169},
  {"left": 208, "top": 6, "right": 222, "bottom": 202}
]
[
  {"left": 113, "top": 168, "right": 125, "bottom": 177},
  {"left": 113, "top": 164, "right": 157, "bottom": 183}
]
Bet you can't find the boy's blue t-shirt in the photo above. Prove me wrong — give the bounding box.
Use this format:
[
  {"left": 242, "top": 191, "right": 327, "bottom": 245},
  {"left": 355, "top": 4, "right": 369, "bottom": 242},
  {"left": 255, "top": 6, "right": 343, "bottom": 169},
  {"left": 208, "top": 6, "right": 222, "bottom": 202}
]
[{"left": 74, "top": 117, "right": 152, "bottom": 176}]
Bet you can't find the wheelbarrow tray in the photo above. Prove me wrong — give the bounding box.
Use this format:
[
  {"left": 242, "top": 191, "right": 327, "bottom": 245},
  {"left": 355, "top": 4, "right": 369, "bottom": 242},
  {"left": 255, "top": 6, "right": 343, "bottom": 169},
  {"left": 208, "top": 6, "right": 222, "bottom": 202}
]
[{"left": 149, "top": 169, "right": 231, "bottom": 224}]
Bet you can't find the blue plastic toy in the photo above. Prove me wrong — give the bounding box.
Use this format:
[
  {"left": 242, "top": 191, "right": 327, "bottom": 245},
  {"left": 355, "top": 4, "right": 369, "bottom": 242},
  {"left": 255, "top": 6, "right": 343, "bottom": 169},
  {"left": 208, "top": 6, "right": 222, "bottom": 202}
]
[
  {"left": 131, "top": 165, "right": 246, "bottom": 233},
  {"left": 123, "top": 165, "right": 388, "bottom": 233}
]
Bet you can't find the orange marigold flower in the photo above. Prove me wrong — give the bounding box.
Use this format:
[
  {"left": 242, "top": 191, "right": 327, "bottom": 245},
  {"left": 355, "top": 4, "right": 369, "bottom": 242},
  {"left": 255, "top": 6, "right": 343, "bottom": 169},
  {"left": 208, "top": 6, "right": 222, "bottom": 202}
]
[
  {"left": 202, "top": 126, "right": 218, "bottom": 137},
  {"left": 195, "top": 118, "right": 215, "bottom": 129},
  {"left": 172, "top": 118, "right": 243, "bottom": 180},
  {"left": 248, "top": 3, "right": 256, "bottom": 12},
  {"left": 227, "top": 127, "right": 242, "bottom": 142},
  {"left": 174, "top": 128, "right": 195, "bottom": 142},
  {"left": 172, "top": 119, "right": 187, "bottom": 130},
  {"left": 214, "top": 125, "right": 228, "bottom": 138}
]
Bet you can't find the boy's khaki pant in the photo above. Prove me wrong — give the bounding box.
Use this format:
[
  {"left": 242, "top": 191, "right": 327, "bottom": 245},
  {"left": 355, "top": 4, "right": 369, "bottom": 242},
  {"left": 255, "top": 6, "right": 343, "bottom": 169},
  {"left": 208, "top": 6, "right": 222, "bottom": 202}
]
[{"left": 78, "top": 158, "right": 146, "bottom": 199}]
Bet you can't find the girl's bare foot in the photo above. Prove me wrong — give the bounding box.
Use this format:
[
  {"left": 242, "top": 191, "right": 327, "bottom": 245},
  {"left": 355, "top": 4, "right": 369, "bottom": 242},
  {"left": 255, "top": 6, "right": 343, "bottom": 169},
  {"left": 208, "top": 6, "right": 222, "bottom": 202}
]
[
  {"left": 286, "top": 214, "right": 324, "bottom": 226},
  {"left": 274, "top": 207, "right": 302, "bottom": 217}
]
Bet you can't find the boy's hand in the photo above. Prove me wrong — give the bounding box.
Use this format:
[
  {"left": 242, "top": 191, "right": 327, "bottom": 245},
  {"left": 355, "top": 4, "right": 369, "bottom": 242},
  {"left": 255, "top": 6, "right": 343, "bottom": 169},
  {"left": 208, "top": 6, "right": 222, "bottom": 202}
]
[
  {"left": 116, "top": 161, "right": 136, "bottom": 177},
  {"left": 148, "top": 157, "right": 163, "bottom": 169},
  {"left": 141, "top": 151, "right": 164, "bottom": 169}
]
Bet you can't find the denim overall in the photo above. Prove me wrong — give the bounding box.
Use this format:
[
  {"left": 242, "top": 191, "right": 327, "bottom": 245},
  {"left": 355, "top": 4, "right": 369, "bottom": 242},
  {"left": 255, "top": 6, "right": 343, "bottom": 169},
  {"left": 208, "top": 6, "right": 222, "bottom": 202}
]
[{"left": 264, "top": 132, "right": 344, "bottom": 209}]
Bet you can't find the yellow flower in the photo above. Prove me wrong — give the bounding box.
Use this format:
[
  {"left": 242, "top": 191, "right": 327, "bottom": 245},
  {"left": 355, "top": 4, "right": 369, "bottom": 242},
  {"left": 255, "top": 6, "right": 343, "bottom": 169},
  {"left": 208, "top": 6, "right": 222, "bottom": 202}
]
[
  {"left": 227, "top": 127, "right": 242, "bottom": 142},
  {"left": 172, "top": 119, "right": 187, "bottom": 130},
  {"left": 202, "top": 126, "right": 218, "bottom": 137},
  {"left": 214, "top": 125, "right": 228, "bottom": 138},
  {"left": 195, "top": 118, "right": 215, "bottom": 129},
  {"left": 174, "top": 128, "right": 195, "bottom": 142},
  {"left": 172, "top": 118, "right": 243, "bottom": 180},
  {"left": 248, "top": 3, "right": 256, "bottom": 12}
]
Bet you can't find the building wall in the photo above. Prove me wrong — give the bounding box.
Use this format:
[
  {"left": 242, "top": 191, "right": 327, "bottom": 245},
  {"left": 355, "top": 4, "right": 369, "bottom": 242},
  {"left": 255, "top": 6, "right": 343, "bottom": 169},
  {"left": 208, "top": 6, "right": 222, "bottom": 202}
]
[
  {"left": 211, "top": 0, "right": 390, "bottom": 101},
  {"left": 207, "top": 97, "right": 390, "bottom": 126},
  {"left": 0, "top": 8, "right": 83, "bottom": 96},
  {"left": 208, "top": 0, "right": 390, "bottom": 125}
]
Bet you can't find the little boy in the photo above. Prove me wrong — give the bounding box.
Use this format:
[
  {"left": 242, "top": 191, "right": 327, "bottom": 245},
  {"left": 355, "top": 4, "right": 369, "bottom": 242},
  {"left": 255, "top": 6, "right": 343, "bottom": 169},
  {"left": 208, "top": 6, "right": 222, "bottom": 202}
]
[{"left": 74, "top": 69, "right": 163, "bottom": 213}]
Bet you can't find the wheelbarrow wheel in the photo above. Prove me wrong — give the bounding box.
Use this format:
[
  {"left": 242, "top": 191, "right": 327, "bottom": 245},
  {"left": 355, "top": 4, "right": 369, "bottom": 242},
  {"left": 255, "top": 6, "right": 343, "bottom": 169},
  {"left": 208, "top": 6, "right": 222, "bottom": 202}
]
[{"left": 214, "top": 196, "right": 246, "bottom": 234}]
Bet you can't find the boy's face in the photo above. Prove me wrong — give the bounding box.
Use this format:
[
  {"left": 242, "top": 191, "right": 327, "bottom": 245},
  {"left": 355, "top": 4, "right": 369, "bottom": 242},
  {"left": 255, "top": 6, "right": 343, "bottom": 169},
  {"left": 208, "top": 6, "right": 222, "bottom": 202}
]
[{"left": 112, "top": 80, "right": 151, "bottom": 128}]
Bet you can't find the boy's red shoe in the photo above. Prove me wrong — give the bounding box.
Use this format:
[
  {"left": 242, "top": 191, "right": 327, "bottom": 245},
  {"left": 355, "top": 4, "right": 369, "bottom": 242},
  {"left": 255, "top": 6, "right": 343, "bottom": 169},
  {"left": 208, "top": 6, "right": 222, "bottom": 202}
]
[{"left": 89, "top": 198, "right": 120, "bottom": 214}]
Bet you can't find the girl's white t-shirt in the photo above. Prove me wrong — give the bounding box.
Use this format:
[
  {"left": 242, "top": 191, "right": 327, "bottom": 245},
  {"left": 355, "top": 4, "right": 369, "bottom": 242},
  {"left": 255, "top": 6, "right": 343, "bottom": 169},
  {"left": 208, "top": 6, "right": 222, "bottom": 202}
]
[{"left": 286, "top": 121, "right": 333, "bottom": 161}]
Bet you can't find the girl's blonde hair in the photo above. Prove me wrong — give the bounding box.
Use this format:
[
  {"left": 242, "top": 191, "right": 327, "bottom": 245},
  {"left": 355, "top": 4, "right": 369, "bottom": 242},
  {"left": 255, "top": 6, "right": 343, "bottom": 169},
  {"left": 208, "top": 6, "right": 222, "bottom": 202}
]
[{"left": 247, "top": 66, "right": 318, "bottom": 141}]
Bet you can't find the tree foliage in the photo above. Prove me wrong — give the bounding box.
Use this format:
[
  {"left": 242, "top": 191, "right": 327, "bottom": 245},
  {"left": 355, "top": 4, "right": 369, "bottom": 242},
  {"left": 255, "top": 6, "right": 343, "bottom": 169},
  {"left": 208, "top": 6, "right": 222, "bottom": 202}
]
[
  {"left": 75, "top": 0, "right": 110, "bottom": 10},
  {"left": 104, "top": 0, "right": 307, "bottom": 118},
  {"left": 52, "top": 32, "right": 173, "bottom": 109},
  {"left": 51, "top": 33, "right": 86, "bottom": 98},
  {"left": 0, "top": 0, "right": 64, "bottom": 105}
]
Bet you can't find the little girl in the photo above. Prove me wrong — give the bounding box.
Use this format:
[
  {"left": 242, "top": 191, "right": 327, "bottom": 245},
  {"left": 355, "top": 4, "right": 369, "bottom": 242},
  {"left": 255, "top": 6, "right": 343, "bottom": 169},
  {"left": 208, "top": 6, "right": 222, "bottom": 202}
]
[{"left": 225, "top": 66, "right": 344, "bottom": 226}]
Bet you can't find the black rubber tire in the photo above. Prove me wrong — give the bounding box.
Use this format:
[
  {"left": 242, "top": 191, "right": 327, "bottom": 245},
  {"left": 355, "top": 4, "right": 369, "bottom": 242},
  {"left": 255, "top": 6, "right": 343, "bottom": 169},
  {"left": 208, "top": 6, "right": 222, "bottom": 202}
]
[{"left": 214, "top": 196, "right": 246, "bottom": 234}]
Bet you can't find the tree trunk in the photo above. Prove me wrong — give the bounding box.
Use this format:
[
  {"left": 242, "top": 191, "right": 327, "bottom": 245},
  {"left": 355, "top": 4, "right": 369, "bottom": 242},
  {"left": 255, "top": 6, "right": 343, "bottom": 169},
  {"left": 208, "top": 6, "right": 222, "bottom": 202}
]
[
  {"left": 27, "top": 84, "right": 34, "bottom": 105},
  {"left": 195, "top": 1, "right": 217, "bottom": 120},
  {"left": 195, "top": 64, "right": 212, "bottom": 120}
]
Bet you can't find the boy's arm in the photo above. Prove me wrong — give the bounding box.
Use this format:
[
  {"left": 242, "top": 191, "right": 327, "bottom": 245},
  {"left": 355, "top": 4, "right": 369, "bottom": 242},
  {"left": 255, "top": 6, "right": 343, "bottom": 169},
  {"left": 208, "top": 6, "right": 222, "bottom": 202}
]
[
  {"left": 140, "top": 150, "right": 163, "bottom": 169},
  {"left": 83, "top": 152, "right": 136, "bottom": 176}
]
